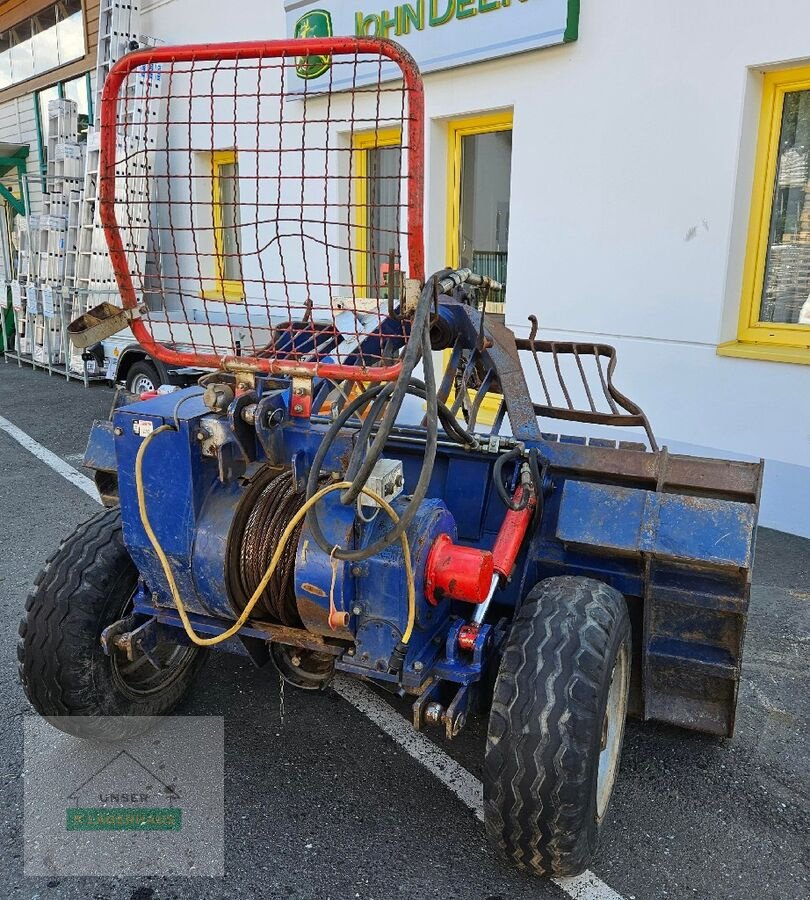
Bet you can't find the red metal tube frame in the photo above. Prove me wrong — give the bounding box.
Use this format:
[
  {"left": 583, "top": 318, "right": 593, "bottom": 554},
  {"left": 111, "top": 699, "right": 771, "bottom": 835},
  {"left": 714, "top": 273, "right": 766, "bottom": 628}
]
[{"left": 98, "top": 37, "right": 425, "bottom": 382}]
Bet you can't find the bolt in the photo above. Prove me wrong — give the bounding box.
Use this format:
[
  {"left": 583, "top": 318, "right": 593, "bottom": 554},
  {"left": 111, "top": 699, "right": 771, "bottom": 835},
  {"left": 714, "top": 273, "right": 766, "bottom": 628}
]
[
  {"left": 351, "top": 566, "right": 363, "bottom": 577},
  {"left": 195, "top": 430, "right": 206, "bottom": 441},
  {"left": 346, "top": 646, "right": 356, "bottom": 657},
  {"left": 290, "top": 654, "right": 301, "bottom": 667},
  {"left": 352, "top": 605, "right": 362, "bottom": 616},
  {"left": 293, "top": 387, "right": 305, "bottom": 396},
  {"left": 413, "top": 661, "right": 424, "bottom": 672},
  {"left": 293, "top": 403, "right": 304, "bottom": 413},
  {"left": 113, "top": 426, "right": 123, "bottom": 436},
  {"left": 424, "top": 702, "right": 444, "bottom": 727}
]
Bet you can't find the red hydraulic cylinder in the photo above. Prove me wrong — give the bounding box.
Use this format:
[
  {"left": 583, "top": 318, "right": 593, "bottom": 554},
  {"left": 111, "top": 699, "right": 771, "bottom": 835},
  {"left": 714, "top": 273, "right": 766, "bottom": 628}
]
[
  {"left": 425, "top": 533, "right": 494, "bottom": 605},
  {"left": 491, "top": 487, "right": 537, "bottom": 581}
]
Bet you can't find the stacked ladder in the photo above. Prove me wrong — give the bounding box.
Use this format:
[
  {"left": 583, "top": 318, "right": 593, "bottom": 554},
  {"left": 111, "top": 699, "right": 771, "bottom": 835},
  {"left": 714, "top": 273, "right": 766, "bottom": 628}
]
[
  {"left": 7, "top": 98, "right": 85, "bottom": 376},
  {"left": 69, "top": 0, "right": 162, "bottom": 377}
]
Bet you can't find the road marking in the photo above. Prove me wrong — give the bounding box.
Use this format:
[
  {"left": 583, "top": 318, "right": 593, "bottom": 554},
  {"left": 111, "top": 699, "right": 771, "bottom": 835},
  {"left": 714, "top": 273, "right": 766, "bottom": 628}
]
[
  {"left": 333, "top": 675, "right": 484, "bottom": 816},
  {"left": 334, "top": 676, "right": 627, "bottom": 900},
  {"left": 4, "top": 413, "right": 629, "bottom": 900},
  {"left": 0, "top": 415, "right": 99, "bottom": 502}
]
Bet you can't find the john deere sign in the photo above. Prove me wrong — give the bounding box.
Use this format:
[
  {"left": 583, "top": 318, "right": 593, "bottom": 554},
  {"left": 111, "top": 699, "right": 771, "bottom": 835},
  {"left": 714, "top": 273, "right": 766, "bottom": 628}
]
[
  {"left": 285, "top": 0, "right": 578, "bottom": 82},
  {"left": 294, "top": 9, "right": 334, "bottom": 78}
]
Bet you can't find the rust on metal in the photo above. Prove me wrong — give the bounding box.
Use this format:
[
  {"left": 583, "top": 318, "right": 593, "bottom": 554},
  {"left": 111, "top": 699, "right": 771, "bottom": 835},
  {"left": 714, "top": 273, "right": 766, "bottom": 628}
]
[{"left": 517, "top": 315, "right": 659, "bottom": 450}]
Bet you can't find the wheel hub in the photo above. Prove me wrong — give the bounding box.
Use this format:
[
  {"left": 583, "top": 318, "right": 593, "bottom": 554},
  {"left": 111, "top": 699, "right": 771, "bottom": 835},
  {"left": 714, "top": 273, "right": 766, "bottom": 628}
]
[{"left": 596, "top": 640, "right": 630, "bottom": 821}]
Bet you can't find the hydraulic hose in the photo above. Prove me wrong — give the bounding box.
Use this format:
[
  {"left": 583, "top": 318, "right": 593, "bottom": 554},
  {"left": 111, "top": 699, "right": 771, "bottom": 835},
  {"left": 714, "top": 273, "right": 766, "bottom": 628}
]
[
  {"left": 305, "top": 269, "right": 498, "bottom": 562},
  {"left": 493, "top": 447, "right": 531, "bottom": 512},
  {"left": 135, "top": 425, "right": 415, "bottom": 652},
  {"left": 340, "top": 280, "right": 437, "bottom": 505},
  {"left": 305, "top": 285, "right": 439, "bottom": 562}
]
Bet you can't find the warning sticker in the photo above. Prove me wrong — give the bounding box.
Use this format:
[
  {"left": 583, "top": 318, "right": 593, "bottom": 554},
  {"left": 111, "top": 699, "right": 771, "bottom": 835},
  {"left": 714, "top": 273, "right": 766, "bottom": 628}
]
[{"left": 133, "top": 419, "right": 154, "bottom": 438}]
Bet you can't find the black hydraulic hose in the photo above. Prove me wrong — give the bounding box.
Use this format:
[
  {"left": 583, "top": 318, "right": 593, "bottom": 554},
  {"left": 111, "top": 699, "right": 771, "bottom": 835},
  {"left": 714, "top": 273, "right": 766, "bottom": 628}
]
[
  {"left": 338, "top": 376, "right": 477, "bottom": 497},
  {"left": 346, "top": 381, "right": 399, "bottom": 474},
  {"left": 305, "top": 307, "right": 439, "bottom": 562},
  {"left": 493, "top": 446, "right": 531, "bottom": 512},
  {"left": 340, "top": 278, "right": 436, "bottom": 505},
  {"left": 528, "top": 446, "right": 546, "bottom": 532},
  {"left": 395, "top": 376, "right": 478, "bottom": 449}
]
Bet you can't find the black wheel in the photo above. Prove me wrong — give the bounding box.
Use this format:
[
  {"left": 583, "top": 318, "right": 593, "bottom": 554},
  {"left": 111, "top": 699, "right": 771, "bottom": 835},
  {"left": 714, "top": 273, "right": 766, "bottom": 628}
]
[
  {"left": 484, "top": 576, "right": 631, "bottom": 877},
  {"left": 125, "top": 359, "right": 161, "bottom": 394},
  {"left": 269, "top": 644, "right": 334, "bottom": 690},
  {"left": 18, "top": 506, "right": 206, "bottom": 740}
]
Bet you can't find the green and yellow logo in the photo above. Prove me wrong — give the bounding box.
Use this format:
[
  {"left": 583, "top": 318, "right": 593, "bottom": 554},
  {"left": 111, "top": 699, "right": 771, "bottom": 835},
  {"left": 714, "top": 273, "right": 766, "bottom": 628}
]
[
  {"left": 294, "top": 10, "right": 333, "bottom": 80},
  {"left": 64, "top": 749, "right": 183, "bottom": 833},
  {"left": 67, "top": 808, "right": 182, "bottom": 831}
]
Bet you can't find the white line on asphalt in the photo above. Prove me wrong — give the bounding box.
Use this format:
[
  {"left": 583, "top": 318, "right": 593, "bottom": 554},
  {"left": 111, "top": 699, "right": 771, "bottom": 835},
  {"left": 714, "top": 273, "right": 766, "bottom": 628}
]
[
  {"left": 4, "top": 413, "right": 629, "bottom": 900},
  {"left": 0, "top": 415, "right": 99, "bottom": 501},
  {"left": 334, "top": 676, "right": 627, "bottom": 900},
  {"left": 333, "top": 675, "right": 484, "bottom": 816}
]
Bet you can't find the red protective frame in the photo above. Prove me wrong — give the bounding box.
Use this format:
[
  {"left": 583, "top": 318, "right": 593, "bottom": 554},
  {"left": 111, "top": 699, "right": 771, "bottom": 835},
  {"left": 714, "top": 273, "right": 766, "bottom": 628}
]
[{"left": 99, "top": 37, "right": 425, "bottom": 381}]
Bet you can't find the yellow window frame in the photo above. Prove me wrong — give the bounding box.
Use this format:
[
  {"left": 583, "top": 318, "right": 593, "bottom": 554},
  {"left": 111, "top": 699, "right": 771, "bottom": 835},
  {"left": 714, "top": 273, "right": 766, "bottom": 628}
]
[
  {"left": 445, "top": 110, "right": 514, "bottom": 286},
  {"left": 719, "top": 66, "right": 810, "bottom": 364},
  {"left": 204, "top": 149, "right": 245, "bottom": 302},
  {"left": 445, "top": 111, "right": 514, "bottom": 423},
  {"left": 352, "top": 127, "right": 402, "bottom": 294}
]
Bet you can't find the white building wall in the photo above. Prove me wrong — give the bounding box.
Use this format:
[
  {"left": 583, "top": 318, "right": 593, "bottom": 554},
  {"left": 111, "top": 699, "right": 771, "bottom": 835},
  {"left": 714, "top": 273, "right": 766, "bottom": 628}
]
[{"left": 136, "top": 0, "right": 810, "bottom": 536}]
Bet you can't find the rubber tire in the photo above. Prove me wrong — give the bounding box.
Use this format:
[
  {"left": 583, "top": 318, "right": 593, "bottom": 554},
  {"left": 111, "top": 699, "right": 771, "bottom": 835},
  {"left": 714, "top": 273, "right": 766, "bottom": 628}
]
[
  {"left": 484, "top": 576, "right": 631, "bottom": 878},
  {"left": 125, "top": 359, "right": 161, "bottom": 394},
  {"left": 18, "top": 506, "right": 206, "bottom": 740}
]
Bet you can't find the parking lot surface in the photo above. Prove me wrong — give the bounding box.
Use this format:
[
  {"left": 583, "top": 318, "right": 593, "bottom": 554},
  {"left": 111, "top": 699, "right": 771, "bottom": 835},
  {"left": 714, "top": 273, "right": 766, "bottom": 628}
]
[{"left": 0, "top": 364, "right": 808, "bottom": 900}]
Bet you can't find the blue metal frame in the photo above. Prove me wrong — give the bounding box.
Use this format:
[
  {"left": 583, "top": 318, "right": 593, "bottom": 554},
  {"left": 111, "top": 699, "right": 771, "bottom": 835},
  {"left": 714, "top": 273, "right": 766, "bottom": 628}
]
[{"left": 86, "top": 293, "right": 762, "bottom": 737}]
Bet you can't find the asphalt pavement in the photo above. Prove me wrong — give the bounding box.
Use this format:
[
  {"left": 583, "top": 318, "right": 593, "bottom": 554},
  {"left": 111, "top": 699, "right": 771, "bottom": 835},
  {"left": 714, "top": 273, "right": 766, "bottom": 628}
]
[{"left": 0, "top": 362, "right": 808, "bottom": 900}]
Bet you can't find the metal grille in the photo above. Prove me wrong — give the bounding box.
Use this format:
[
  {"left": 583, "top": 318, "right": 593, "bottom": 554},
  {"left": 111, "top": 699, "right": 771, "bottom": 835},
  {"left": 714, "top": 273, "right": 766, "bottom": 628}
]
[
  {"left": 99, "top": 38, "right": 424, "bottom": 380},
  {"left": 436, "top": 315, "right": 657, "bottom": 450}
]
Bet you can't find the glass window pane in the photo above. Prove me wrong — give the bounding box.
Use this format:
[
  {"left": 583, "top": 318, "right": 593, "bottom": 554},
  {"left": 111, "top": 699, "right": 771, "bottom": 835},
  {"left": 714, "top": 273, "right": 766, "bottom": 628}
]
[
  {"left": 760, "top": 89, "right": 810, "bottom": 326},
  {"left": 62, "top": 74, "right": 90, "bottom": 141},
  {"left": 56, "top": 0, "right": 85, "bottom": 66},
  {"left": 219, "top": 161, "right": 243, "bottom": 283},
  {"left": 9, "top": 23, "right": 34, "bottom": 83},
  {"left": 0, "top": 33, "right": 13, "bottom": 90},
  {"left": 458, "top": 129, "right": 512, "bottom": 310},
  {"left": 366, "top": 144, "right": 402, "bottom": 296},
  {"left": 0, "top": 3, "right": 85, "bottom": 88},
  {"left": 31, "top": 8, "right": 59, "bottom": 75}
]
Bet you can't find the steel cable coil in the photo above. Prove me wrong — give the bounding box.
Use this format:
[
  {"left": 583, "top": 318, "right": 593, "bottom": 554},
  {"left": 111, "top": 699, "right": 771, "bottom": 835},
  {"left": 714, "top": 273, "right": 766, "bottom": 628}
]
[{"left": 232, "top": 468, "right": 318, "bottom": 626}]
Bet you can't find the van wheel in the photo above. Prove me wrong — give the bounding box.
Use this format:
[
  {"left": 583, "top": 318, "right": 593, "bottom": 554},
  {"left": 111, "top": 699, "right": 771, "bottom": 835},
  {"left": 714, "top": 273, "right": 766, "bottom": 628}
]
[{"left": 126, "top": 360, "right": 161, "bottom": 394}]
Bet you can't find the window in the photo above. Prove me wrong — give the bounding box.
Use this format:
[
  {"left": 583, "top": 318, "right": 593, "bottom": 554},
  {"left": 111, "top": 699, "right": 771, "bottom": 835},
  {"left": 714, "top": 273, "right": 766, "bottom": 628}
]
[
  {"left": 211, "top": 150, "right": 244, "bottom": 301},
  {"left": 722, "top": 66, "right": 810, "bottom": 363},
  {"left": 447, "top": 112, "right": 513, "bottom": 315},
  {"left": 0, "top": 1, "right": 84, "bottom": 91},
  {"left": 352, "top": 128, "right": 402, "bottom": 298},
  {"left": 444, "top": 112, "right": 513, "bottom": 424},
  {"left": 35, "top": 72, "right": 92, "bottom": 188}
]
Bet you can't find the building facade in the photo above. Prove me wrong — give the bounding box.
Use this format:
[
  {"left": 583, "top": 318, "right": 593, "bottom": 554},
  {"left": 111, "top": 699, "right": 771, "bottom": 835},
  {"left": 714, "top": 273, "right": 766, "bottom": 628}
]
[{"left": 2, "top": 0, "right": 810, "bottom": 537}]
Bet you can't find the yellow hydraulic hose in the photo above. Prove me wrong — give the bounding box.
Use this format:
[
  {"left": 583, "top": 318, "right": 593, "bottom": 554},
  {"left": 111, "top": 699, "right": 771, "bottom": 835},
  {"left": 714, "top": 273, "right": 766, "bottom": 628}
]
[{"left": 134, "top": 424, "right": 415, "bottom": 648}]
